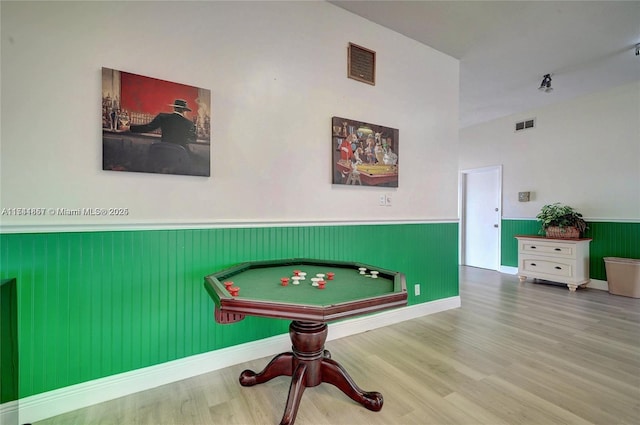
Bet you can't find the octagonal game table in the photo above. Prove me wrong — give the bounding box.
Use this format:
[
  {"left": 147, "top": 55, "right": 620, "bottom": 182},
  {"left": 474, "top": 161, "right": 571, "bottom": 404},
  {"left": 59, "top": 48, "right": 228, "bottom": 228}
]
[{"left": 204, "top": 258, "right": 407, "bottom": 425}]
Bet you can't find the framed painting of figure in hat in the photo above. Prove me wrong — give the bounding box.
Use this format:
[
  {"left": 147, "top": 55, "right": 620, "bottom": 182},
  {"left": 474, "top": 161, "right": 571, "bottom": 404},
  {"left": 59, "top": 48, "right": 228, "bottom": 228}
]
[{"left": 102, "top": 67, "right": 211, "bottom": 177}]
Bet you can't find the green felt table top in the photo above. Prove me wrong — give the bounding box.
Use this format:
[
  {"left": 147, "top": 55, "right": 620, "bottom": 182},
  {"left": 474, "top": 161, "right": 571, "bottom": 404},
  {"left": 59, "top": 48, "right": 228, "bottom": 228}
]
[{"left": 216, "top": 264, "right": 395, "bottom": 306}]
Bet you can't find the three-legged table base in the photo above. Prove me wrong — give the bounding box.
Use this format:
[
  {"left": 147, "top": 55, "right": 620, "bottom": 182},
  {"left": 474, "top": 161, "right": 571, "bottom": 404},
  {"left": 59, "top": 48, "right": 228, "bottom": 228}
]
[{"left": 239, "top": 321, "right": 383, "bottom": 425}]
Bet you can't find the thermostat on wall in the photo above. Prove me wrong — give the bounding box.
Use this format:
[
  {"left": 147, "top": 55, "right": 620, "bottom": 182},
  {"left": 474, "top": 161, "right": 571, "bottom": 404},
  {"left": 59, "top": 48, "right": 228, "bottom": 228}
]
[{"left": 518, "top": 191, "right": 531, "bottom": 202}]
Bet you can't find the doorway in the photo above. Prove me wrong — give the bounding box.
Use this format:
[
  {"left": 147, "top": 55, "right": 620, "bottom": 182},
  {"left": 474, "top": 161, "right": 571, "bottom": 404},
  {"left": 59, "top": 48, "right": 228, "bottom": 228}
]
[{"left": 460, "top": 166, "right": 502, "bottom": 270}]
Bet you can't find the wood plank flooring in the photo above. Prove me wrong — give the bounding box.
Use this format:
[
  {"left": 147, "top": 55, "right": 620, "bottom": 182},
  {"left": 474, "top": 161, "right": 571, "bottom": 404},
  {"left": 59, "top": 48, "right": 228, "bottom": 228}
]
[{"left": 36, "top": 267, "right": 640, "bottom": 424}]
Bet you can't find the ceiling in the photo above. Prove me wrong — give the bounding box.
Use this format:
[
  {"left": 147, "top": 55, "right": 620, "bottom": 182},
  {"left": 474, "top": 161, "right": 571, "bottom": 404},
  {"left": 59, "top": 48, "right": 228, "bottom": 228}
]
[{"left": 330, "top": 1, "right": 640, "bottom": 128}]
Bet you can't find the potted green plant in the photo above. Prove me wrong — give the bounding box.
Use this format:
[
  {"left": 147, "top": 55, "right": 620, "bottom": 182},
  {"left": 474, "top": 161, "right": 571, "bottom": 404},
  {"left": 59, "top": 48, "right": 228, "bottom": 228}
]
[{"left": 536, "top": 203, "right": 588, "bottom": 238}]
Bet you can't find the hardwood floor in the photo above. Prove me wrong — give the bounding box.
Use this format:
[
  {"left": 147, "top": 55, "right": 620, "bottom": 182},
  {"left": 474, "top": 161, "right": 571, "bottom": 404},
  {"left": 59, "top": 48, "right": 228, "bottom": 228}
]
[{"left": 37, "top": 267, "right": 640, "bottom": 425}]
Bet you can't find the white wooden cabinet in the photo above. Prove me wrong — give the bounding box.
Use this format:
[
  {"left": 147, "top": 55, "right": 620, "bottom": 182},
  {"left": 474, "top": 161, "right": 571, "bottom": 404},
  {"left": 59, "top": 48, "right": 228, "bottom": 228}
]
[{"left": 515, "top": 236, "right": 592, "bottom": 292}]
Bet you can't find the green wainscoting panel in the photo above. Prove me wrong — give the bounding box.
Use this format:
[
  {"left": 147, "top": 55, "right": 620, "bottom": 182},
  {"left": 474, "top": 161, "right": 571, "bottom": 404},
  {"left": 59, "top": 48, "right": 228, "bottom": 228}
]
[
  {"left": 588, "top": 221, "right": 640, "bottom": 280},
  {"left": 500, "top": 219, "right": 540, "bottom": 266},
  {"left": 0, "top": 222, "right": 458, "bottom": 398},
  {"left": 501, "top": 219, "right": 640, "bottom": 281},
  {"left": 1, "top": 278, "right": 18, "bottom": 403}
]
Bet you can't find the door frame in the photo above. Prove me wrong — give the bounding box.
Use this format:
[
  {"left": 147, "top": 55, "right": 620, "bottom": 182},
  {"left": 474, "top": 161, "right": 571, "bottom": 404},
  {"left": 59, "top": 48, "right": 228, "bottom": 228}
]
[{"left": 459, "top": 165, "right": 503, "bottom": 270}]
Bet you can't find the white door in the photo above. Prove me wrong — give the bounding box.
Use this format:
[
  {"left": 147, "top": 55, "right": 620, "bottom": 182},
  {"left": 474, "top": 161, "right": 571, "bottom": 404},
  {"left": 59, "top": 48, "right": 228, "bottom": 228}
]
[{"left": 461, "top": 166, "right": 502, "bottom": 270}]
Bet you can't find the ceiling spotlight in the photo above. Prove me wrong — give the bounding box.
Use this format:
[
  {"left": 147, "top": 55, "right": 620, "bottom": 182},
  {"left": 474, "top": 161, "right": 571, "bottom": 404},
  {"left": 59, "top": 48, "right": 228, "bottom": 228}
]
[
  {"left": 539, "top": 74, "right": 553, "bottom": 93},
  {"left": 636, "top": 43, "right": 639, "bottom": 56}
]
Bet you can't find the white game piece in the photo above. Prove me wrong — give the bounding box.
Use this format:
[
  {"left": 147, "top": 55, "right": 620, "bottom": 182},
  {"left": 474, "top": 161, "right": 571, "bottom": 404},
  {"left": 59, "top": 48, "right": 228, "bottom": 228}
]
[
  {"left": 358, "top": 267, "right": 367, "bottom": 275},
  {"left": 291, "top": 276, "right": 301, "bottom": 285},
  {"left": 370, "top": 271, "right": 379, "bottom": 278}
]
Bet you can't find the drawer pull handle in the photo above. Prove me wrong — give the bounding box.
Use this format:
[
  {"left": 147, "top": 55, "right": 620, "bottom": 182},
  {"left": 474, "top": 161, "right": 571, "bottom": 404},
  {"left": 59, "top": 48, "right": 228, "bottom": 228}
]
[
  {"left": 531, "top": 246, "right": 536, "bottom": 249},
  {"left": 555, "top": 266, "right": 562, "bottom": 270},
  {"left": 554, "top": 248, "right": 561, "bottom": 251},
  {"left": 530, "top": 263, "right": 537, "bottom": 266}
]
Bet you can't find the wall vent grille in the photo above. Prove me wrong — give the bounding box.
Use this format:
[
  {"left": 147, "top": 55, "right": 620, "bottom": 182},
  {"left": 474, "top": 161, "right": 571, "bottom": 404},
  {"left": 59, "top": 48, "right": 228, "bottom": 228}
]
[{"left": 515, "top": 118, "right": 535, "bottom": 132}]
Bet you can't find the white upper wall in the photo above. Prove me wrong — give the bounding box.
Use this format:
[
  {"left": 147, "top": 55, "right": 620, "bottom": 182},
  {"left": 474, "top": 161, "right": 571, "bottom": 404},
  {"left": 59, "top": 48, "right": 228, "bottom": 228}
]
[
  {"left": 460, "top": 81, "right": 640, "bottom": 221},
  {"left": 0, "top": 1, "right": 459, "bottom": 228}
]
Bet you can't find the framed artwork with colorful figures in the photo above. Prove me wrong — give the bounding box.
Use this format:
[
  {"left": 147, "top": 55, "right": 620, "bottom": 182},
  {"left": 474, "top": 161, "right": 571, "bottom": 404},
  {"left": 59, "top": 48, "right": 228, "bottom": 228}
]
[
  {"left": 102, "top": 67, "right": 211, "bottom": 177},
  {"left": 332, "top": 116, "right": 399, "bottom": 187}
]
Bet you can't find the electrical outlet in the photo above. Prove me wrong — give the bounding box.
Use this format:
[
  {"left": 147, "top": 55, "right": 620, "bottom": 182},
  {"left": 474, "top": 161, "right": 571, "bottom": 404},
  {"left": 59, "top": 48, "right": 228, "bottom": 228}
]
[
  {"left": 379, "top": 195, "right": 386, "bottom": 206},
  {"left": 414, "top": 284, "right": 420, "bottom": 296}
]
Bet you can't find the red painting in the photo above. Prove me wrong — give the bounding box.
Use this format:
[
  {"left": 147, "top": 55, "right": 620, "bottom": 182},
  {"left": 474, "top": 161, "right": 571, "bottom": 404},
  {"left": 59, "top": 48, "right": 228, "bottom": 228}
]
[{"left": 102, "top": 67, "right": 211, "bottom": 177}]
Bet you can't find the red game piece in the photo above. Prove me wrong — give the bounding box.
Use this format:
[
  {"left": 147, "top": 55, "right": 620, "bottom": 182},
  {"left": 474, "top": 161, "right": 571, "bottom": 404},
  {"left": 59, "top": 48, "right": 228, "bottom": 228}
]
[
  {"left": 326, "top": 272, "right": 335, "bottom": 280},
  {"left": 318, "top": 280, "right": 326, "bottom": 289},
  {"left": 229, "top": 286, "right": 240, "bottom": 297},
  {"left": 281, "top": 277, "right": 289, "bottom": 286},
  {"left": 224, "top": 281, "right": 234, "bottom": 289},
  {"left": 293, "top": 270, "right": 301, "bottom": 276}
]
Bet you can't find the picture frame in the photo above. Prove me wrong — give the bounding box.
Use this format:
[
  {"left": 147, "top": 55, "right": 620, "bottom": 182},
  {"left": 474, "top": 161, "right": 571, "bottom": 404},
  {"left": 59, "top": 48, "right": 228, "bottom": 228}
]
[
  {"left": 347, "top": 43, "right": 376, "bottom": 86},
  {"left": 102, "top": 67, "right": 211, "bottom": 177},
  {"left": 332, "top": 116, "right": 399, "bottom": 187}
]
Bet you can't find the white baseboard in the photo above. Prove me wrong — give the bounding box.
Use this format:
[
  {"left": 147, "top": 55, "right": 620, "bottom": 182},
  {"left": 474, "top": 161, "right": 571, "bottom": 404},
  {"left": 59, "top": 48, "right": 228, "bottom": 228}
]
[
  {"left": 0, "top": 400, "right": 18, "bottom": 425},
  {"left": 12, "top": 296, "right": 460, "bottom": 424},
  {"left": 500, "top": 265, "right": 519, "bottom": 275},
  {"left": 499, "top": 265, "right": 608, "bottom": 291},
  {"left": 585, "top": 278, "right": 608, "bottom": 291}
]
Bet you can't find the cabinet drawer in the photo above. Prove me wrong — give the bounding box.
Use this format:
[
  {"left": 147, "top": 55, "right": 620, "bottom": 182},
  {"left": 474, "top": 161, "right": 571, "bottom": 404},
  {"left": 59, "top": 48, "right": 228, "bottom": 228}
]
[
  {"left": 522, "top": 259, "right": 573, "bottom": 277},
  {"left": 520, "top": 242, "right": 575, "bottom": 258}
]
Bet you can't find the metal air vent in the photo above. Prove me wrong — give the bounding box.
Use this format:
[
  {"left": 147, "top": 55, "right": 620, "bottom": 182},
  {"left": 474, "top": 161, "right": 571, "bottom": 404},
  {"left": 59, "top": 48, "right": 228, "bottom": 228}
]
[{"left": 515, "top": 118, "right": 535, "bottom": 132}]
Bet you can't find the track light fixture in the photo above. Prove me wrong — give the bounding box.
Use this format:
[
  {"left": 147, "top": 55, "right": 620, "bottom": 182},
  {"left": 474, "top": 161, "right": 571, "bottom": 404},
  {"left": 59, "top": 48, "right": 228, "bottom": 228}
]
[
  {"left": 538, "top": 74, "right": 553, "bottom": 93},
  {"left": 636, "top": 43, "right": 639, "bottom": 56}
]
